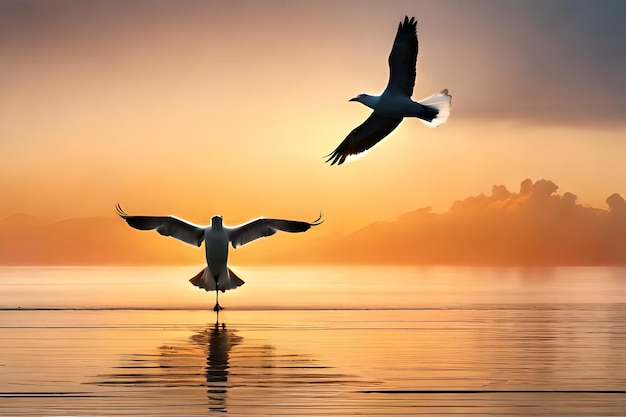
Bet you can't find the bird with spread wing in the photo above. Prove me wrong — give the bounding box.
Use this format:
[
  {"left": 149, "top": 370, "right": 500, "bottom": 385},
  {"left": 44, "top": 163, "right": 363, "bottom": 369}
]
[
  {"left": 326, "top": 16, "right": 451, "bottom": 165},
  {"left": 116, "top": 204, "right": 323, "bottom": 311}
]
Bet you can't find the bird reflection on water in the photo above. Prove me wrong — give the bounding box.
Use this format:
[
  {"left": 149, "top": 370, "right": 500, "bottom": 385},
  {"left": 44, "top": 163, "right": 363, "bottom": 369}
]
[
  {"left": 94, "top": 320, "right": 351, "bottom": 414},
  {"left": 190, "top": 323, "right": 242, "bottom": 412},
  {"left": 93, "top": 323, "right": 243, "bottom": 412}
]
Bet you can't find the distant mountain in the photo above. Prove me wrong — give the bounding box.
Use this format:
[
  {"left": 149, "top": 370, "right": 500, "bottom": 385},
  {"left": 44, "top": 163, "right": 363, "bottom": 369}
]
[
  {"left": 0, "top": 213, "right": 50, "bottom": 232},
  {"left": 3, "top": 179, "right": 626, "bottom": 266},
  {"left": 232, "top": 179, "right": 626, "bottom": 266},
  {"left": 0, "top": 215, "right": 200, "bottom": 265}
]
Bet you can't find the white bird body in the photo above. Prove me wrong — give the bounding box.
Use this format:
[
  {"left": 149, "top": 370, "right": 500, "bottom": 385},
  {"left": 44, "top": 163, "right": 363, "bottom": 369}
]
[
  {"left": 326, "top": 16, "right": 451, "bottom": 165},
  {"left": 116, "top": 205, "right": 323, "bottom": 311}
]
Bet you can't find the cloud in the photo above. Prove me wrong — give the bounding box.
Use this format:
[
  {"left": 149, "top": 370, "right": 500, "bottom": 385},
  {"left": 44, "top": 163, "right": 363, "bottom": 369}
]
[
  {"left": 607, "top": 193, "right": 626, "bottom": 212},
  {"left": 419, "top": 0, "right": 626, "bottom": 125},
  {"left": 373, "top": 178, "right": 626, "bottom": 265},
  {"left": 2, "top": 178, "right": 626, "bottom": 266},
  {"left": 1, "top": 0, "right": 624, "bottom": 128},
  {"left": 241, "top": 178, "right": 626, "bottom": 266}
]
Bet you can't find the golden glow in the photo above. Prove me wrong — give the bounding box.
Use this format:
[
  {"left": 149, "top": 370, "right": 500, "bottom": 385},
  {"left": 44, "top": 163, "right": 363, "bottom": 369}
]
[{"left": 1, "top": 2, "right": 625, "bottom": 266}]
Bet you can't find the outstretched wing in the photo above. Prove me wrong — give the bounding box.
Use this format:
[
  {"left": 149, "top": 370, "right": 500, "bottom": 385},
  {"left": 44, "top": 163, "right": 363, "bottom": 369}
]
[
  {"left": 228, "top": 214, "right": 323, "bottom": 248},
  {"left": 325, "top": 113, "right": 402, "bottom": 165},
  {"left": 385, "top": 16, "right": 418, "bottom": 97},
  {"left": 116, "top": 204, "right": 205, "bottom": 247}
]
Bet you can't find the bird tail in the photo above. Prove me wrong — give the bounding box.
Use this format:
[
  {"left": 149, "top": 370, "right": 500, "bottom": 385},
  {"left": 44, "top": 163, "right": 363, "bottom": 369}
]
[
  {"left": 417, "top": 89, "right": 451, "bottom": 127},
  {"left": 227, "top": 267, "right": 246, "bottom": 289},
  {"left": 189, "top": 267, "right": 245, "bottom": 291}
]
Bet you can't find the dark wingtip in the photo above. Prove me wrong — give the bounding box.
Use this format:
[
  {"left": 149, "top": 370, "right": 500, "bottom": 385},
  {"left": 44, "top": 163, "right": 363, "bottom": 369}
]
[
  {"left": 399, "top": 15, "right": 417, "bottom": 32},
  {"left": 324, "top": 150, "right": 344, "bottom": 166},
  {"left": 311, "top": 211, "right": 324, "bottom": 226},
  {"left": 115, "top": 203, "right": 127, "bottom": 217}
]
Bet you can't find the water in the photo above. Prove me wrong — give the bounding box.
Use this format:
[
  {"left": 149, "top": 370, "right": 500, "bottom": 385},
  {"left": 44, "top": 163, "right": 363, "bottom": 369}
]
[
  {"left": 1, "top": 266, "right": 626, "bottom": 415},
  {"left": 2, "top": 265, "right": 626, "bottom": 309}
]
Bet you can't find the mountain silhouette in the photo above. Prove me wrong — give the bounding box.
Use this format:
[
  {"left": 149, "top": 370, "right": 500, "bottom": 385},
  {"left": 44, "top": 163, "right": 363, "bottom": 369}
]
[{"left": 2, "top": 179, "right": 626, "bottom": 266}]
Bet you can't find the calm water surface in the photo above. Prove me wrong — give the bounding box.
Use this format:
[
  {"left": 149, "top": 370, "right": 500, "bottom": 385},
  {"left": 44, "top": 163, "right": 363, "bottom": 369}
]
[{"left": 1, "top": 266, "right": 626, "bottom": 416}]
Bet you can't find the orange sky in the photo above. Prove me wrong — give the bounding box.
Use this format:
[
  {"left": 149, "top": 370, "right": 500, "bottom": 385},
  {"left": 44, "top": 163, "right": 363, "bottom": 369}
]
[{"left": 2, "top": 0, "right": 626, "bottom": 235}]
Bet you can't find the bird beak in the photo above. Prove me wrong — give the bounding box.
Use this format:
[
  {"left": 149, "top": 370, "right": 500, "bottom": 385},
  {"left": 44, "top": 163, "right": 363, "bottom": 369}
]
[{"left": 348, "top": 97, "right": 357, "bottom": 102}]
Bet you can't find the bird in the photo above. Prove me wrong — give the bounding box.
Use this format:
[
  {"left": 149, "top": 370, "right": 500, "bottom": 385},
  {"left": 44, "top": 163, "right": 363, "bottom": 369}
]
[
  {"left": 116, "top": 204, "right": 323, "bottom": 312},
  {"left": 326, "top": 16, "right": 451, "bottom": 165}
]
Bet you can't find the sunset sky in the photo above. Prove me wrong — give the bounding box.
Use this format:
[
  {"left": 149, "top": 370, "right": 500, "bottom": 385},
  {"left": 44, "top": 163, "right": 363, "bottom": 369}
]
[{"left": 2, "top": 0, "right": 626, "bottom": 235}]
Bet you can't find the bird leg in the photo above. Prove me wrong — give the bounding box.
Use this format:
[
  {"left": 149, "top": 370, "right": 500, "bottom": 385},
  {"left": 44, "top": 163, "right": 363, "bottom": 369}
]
[
  {"left": 213, "top": 290, "right": 223, "bottom": 312},
  {"left": 213, "top": 274, "right": 223, "bottom": 312}
]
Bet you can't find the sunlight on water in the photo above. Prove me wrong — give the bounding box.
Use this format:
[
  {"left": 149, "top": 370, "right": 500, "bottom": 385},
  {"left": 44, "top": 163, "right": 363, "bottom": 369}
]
[
  {"left": 2, "top": 267, "right": 626, "bottom": 415},
  {"left": 1, "top": 266, "right": 626, "bottom": 309},
  {"left": 2, "top": 308, "right": 626, "bottom": 416}
]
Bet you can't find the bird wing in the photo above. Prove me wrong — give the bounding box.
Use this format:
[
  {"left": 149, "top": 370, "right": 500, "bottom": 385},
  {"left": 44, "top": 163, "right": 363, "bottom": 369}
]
[
  {"left": 116, "top": 204, "right": 205, "bottom": 247},
  {"left": 385, "top": 16, "right": 418, "bottom": 97},
  {"left": 228, "top": 214, "right": 323, "bottom": 249},
  {"left": 325, "top": 113, "right": 402, "bottom": 165}
]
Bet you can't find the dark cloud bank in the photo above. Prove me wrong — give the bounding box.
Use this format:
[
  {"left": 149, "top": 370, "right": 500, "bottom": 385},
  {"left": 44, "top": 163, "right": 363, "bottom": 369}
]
[
  {"left": 2, "top": 179, "right": 626, "bottom": 266},
  {"left": 1, "top": 0, "right": 625, "bottom": 127}
]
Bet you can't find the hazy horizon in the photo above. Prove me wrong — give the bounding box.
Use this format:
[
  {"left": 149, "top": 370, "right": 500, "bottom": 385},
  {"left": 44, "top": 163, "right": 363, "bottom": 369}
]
[
  {"left": 3, "top": 178, "right": 626, "bottom": 267},
  {"left": 3, "top": 265, "right": 626, "bottom": 310}
]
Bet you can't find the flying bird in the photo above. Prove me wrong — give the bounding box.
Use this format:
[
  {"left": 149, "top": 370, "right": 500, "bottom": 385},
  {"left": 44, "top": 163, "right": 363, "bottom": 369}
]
[
  {"left": 326, "top": 16, "right": 451, "bottom": 165},
  {"left": 116, "top": 204, "right": 323, "bottom": 311}
]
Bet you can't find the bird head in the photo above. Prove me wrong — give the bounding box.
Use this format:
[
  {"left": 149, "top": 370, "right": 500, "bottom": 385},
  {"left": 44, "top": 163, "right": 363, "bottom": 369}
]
[
  {"left": 349, "top": 93, "right": 378, "bottom": 109},
  {"left": 349, "top": 93, "right": 366, "bottom": 103},
  {"left": 211, "top": 215, "right": 223, "bottom": 227}
]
